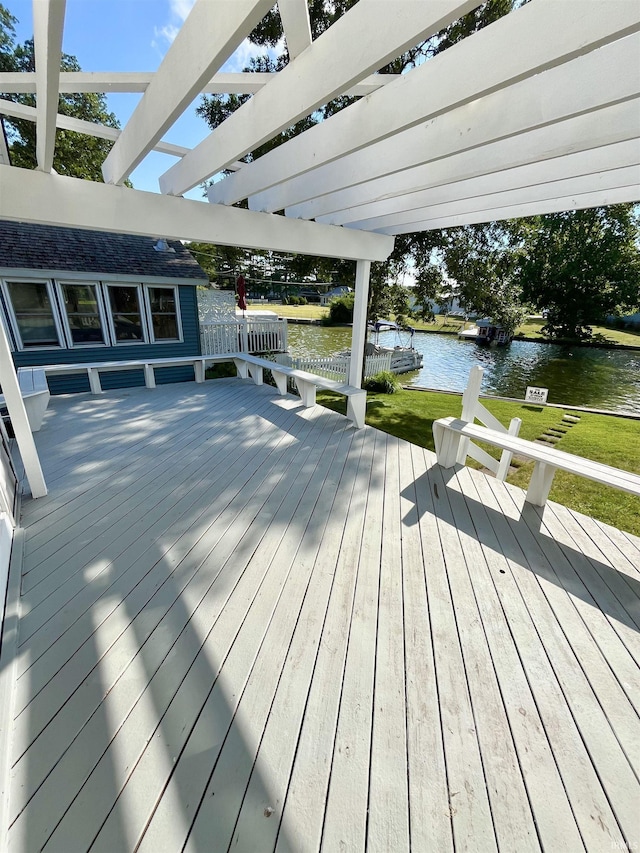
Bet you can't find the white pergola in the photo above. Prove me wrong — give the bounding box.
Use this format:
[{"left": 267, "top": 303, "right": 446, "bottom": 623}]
[{"left": 0, "top": 0, "right": 639, "bottom": 497}]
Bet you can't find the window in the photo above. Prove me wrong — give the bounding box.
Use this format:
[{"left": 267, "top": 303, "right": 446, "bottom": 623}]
[
  {"left": 5, "top": 281, "right": 61, "bottom": 348},
  {"left": 60, "top": 283, "right": 106, "bottom": 346},
  {"left": 147, "top": 286, "right": 181, "bottom": 341},
  {"left": 107, "top": 285, "right": 145, "bottom": 343}
]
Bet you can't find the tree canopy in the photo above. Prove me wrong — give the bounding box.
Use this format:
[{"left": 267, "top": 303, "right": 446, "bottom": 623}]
[
  {"left": 0, "top": 3, "right": 121, "bottom": 181},
  {"left": 196, "top": 0, "right": 519, "bottom": 325},
  {"left": 515, "top": 205, "right": 640, "bottom": 339}
]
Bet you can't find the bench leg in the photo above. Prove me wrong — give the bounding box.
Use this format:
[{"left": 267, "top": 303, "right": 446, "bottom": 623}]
[
  {"left": 433, "top": 422, "right": 462, "bottom": 468},
  {"left": 297, "top": 380, "right": 316, "bottom": 408},
  {"left": 496, "top": 416, "right": 522, "bottom": 481},
  {"left": 233, "top": 358, "right": 249, "bottom": 379},
  {"left": 87, "top": 367, "right": 102, "bottom": 394},
  {"left": 144, "top": 364, "right": 156, "bottom": 389},
  {"left": 347, "top": 392, "right": 366, "bottom": 429},
  {"left": 194, "top": 361, "right": 205, "bottom": 383},
  {"left": 272, "top": 371, "right": 288, "bottom": 396},
  {"left": 526, "top": 461, "right": 556, "bottom": 507},
  {"left": 248, "top": 364, "right": 263, "bottom": 386}
]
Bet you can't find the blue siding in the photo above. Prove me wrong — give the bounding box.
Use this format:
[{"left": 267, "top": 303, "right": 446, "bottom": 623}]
[{"left": 11, "top": 286, "right": 201, "bottom": 394}]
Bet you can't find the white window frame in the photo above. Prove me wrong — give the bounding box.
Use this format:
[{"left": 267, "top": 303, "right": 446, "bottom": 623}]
[
  {"left": 56, "top": 280, "right": 110, "bottom": 348},
  {"left": 0, "top": 278, "right": 64, "bottom": 351},
  {"left": 104, "top": 282, "right": 149, "bottom": 346},
  {"left": 144, "top": 284, "right": 183, "bottom": 344}
]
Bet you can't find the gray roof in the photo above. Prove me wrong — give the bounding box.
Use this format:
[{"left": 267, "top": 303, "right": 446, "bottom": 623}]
[{"left": 0, "top": 221, "right": 208, "bottom": 282}]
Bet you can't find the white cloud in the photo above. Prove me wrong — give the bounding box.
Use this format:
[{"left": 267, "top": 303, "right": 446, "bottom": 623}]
[{"left": 152, "top": 0, "right": 196, "bottom": 52}]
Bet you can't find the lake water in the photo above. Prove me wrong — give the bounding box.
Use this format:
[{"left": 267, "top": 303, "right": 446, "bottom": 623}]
[{"left": 287, "top": 324, "right": 640, "bottom": 414}]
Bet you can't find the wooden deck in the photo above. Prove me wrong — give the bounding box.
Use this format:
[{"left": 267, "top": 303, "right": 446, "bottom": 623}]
[{"left": 1, "top": 379, "right": 638, "bottom": 853}]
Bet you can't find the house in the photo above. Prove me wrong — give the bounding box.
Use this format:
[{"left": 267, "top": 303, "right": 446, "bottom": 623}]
[
  {"left": 0, "top": 221, "right": 208, "bottom": 394},
  {"left": 319, "top": 285, "right": 353, "bottom": 306}
]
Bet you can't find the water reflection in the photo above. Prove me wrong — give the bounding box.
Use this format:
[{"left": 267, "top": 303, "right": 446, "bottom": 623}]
[{"left": 287, "top": 325, "right": 640, "bottom": 414}]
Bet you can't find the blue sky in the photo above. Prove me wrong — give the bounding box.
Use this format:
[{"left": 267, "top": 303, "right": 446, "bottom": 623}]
[{"left": 7, "top": 0, "right": 268, "bottom": 199}]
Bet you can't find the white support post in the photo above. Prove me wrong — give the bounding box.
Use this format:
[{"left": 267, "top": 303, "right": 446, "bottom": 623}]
[
  {"left": 194, "top": 360, "right": 205, "bottom": 383},
  {"left": 348, "top": 260, "right": 371, "bottom": 389},
  {"left": 0, "top": 323, "right": 47, "bottom": 498}
]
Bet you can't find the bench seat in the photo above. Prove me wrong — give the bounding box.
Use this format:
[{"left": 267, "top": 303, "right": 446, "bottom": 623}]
[
  {"left": 39, "top": 354, "right": 242, "bottom": 393},
  {"left": 433, "top": 416, "right": 640, "bottom": 507},
  {"left": 0, "top": 368, "right": 50, "bottom": 432},
  {"left": 234, "top": 354, "right": 367, "bottom": 428}
]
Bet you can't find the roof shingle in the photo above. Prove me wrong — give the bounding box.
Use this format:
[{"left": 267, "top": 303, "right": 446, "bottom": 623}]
[{"left": 0, "top": 221, "right": 208, "bottom": 281}]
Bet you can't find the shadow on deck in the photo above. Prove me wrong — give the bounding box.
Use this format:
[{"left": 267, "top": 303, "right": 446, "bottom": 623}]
[{"left": 1, "top": 378, "right": 638, "bottom": 852}]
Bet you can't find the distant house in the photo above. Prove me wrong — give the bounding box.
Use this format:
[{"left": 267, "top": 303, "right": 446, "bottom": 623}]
[
  {"left": 319, "top": 285, "right": 353, "bottom": 306},
  {"left": 0, "top": 222, "right": 208, "bottom": 393}
]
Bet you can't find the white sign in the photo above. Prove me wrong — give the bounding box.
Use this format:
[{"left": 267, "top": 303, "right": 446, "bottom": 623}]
[{"left": 525, "top": 386, "right": 549, "bottom": 404}]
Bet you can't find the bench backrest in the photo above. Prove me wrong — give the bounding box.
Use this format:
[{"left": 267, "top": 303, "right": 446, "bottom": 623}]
[{"left": 458, "top": 366, "right": 522, "bottom": 481}]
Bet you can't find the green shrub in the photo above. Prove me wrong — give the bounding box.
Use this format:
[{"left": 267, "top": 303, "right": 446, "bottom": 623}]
[
  {"left": 363, "top": 370, "right": 401, "bottom": 394},
  {"left": 328, "top": 293, "right": 355, "bottom": 323}
]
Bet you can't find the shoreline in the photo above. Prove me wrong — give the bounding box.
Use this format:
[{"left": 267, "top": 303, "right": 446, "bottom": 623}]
[{"left": 282, "top": 315, "right": 640, "bottom": 351}]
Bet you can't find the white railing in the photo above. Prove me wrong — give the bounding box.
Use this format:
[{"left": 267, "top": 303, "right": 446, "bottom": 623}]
[
  {"left": 200, "top": 319, "right": 288, "bottom": 355},
  {"left": 0, "top": 421, "right": 17, "bottom": 526},
  {"left": 272, "top": 351, "right": 392, "bottom": 381}
]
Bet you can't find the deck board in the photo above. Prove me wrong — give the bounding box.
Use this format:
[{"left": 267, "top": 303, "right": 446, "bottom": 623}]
[{"left": 2, "top": 379, "right": 638, "bottom": 852}]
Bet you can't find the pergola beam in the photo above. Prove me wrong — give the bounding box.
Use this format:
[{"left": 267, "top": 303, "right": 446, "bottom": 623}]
[
  {"left": 0, "top": 70, "right": 400, "bottom": 96},
  {"left": 351, "top": 166, "right": 639, "bottom": 232},
  {"left": 33, "top": 0, "right": 66, "bottom": 173},
  {"left": 379, "top": 186, "right": 640, "bottom": 234},
  {"left": 287, "top": 104, "right": 640, "bottom": 221},
  {"left": 279, "top": 0, "right": 312, "bottom": 59},
  {"left": 250, "top": 38, "right": 639, "bottom": 214},
  {"left": 325, "top": 148, "right": 640, "bottom": 229},
  {"left": 160, "top": 0, "right": 478, "bottom": 196},
  {"left": 0, "top": 98, "right": 190, "bottom": 158},
  {"left": 101, "top": 0, "right": 273, "bottom": 186},
  {"left": 0, "top": 166, "right": 394, "bottom": 261},
  {"left": 211, "top": 0, "right": 640, "bottom": 209}
]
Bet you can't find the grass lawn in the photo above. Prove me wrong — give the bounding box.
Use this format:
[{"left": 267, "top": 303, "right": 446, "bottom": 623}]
[
  {"left": 316, "top": 387, "right": 640, "bottom": 537},
  {"left": 260, "top": 303, "right": 328, "bottom": 320},
  {"left": 515, "top": 318, "right": 640, "bottom": 348}
]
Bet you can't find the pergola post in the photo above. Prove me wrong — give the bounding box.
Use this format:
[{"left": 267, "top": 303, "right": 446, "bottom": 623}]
[
  {"left": 0, "top": 325, "right": 47, "bottom": 498},
  {"left": 348, "top": 259, "right": 371, "bottom": 389}
]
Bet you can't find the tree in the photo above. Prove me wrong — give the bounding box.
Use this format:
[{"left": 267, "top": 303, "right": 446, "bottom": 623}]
[
  {"left": 439, "top": 222, "right": 528, "bottom": 334},
  {"left": 0, "top": 3, "right": 121, "bottom": 181},
  {"left": 195, "top": 1, "right": 520, "bottom": 322},
  {"left": 515, "top": 205, "right": 640, "bottom": 340}
]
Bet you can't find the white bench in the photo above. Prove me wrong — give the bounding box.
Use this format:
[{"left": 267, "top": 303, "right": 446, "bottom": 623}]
[
  {"left": 0, "top": 368, "right": 50, "bottom": 432},
  {"left": 39, "top": 354, "right": 242, "bottom": 393},
  {"left": 433, "top": 416, "right": 640, "bottom": 507},
  {"left": 233, "top": 354, "right": 367, "bottom": 429}
]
